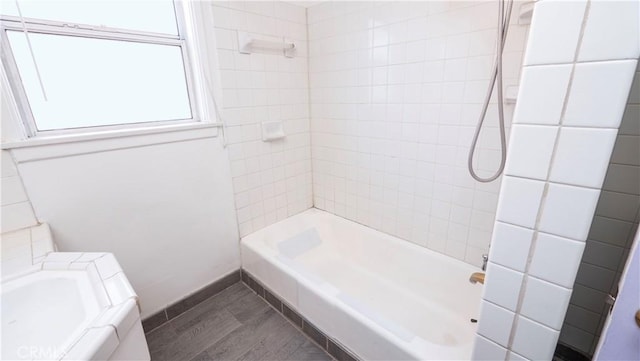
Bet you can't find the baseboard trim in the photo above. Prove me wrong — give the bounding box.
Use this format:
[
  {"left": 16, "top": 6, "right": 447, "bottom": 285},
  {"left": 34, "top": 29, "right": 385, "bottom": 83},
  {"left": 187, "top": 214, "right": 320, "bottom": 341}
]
[{"left": 141, "top": 269, "right": 241, "bottom": 333}]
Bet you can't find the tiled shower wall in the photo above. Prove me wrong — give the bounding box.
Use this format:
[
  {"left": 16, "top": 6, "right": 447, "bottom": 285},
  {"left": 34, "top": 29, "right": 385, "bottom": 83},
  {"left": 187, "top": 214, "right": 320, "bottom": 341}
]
[
  {"left": 473, "top": 0, "right": 639, "bottom": 360},
  {"left": 1, "top": 80, "right": 38, "bottom": 233},
  {"left": 307, "top": 1, "right": 530, "bottom": 266},
  {"left": 559, "top": 63, "right": 640, "bottom": 356},
  {"left": 211, "top": 1, "right": 313, "bottom": 237},
  {"left": 1, "top": 150, "right": 38, "bottom": 233}
]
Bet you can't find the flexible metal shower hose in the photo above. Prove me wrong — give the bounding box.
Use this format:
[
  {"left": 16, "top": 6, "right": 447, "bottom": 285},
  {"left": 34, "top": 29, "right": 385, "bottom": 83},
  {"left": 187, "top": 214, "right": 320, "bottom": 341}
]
[{"left": 467, "top": 0, "right": 514, "bottom": 183}]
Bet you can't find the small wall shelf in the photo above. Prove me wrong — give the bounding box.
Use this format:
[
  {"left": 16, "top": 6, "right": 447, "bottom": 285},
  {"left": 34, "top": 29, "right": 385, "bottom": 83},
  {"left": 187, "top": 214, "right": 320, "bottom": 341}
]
[
  {"left": 505, "top": 85, "right": 519, "bottom": 104},
  {"left": 237, "top": 31, "right": 296, "bottom": 58},
  {"left": 518, "top": 1, "right": 535, "bottom": 25}
]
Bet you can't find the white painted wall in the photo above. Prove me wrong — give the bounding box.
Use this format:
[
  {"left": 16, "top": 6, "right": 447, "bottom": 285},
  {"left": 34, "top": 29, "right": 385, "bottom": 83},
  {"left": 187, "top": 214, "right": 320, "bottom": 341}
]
[
  {"left": 0, "top": 3, "right": 242, "bottom": 317},
  {"left": 10, "top": 134, "right": 240, "bottom": 318},
  {"left": 2, "top": 124, "right": 240, "bottom": 321},
  {"left": 0, "top": 0, "right": 314, "bottom": 319}
]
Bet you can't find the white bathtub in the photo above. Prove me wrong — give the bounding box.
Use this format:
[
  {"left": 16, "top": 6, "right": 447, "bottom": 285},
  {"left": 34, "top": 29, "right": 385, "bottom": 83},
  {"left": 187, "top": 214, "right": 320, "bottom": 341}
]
[{"left": 241, "top": 208, "right": 483, "bottom": 360}]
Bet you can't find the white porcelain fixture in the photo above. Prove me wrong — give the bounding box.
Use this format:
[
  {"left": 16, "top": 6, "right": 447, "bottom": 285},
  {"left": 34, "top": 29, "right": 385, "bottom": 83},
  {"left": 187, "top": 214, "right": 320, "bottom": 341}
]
[
  {"left": 1, "top": 225, "right": 150, "bottom": 361},
  {"left": 241, "top": 208, "right": 483, "bottom": 360}
]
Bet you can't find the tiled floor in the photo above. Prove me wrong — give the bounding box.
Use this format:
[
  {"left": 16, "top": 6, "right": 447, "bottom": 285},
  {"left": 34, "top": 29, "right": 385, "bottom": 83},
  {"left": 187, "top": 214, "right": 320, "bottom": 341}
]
[{"left": 145, "top": 283, "right": 333, "bottom": 361}]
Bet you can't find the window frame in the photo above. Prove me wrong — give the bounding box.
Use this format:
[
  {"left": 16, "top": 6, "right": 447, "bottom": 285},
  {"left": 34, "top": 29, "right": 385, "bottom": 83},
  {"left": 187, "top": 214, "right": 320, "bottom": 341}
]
[{"left": 0, "top": 2, "right": 204, "bottom": 138}]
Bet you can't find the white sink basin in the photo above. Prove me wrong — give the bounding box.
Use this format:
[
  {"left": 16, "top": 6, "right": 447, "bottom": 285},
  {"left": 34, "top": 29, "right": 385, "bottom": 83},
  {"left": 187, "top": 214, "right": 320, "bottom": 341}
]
[
  {"left": 1, "top": 251, "right": 150, "bottom": 361},
  {"left": 1, "top": 225, "right": 149, "bottom": 360},
  {"left": 2, "top": 270, "right": 102, "bottom": 360}
]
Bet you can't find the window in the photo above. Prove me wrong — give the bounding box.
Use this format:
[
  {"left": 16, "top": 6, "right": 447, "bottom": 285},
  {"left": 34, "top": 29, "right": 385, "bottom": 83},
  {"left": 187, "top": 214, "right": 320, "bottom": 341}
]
[{"left": 1, "top": 1, "right": 199, "bottom": 135}]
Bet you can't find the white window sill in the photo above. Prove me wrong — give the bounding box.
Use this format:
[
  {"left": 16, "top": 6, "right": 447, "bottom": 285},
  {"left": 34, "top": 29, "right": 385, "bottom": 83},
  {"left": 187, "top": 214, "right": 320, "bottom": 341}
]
[
  {"left": 2, "top": 122, "right": 222, "bottom": 163},
  {"left": 2, "top": 122, "right": 221, "bottom": 149}
]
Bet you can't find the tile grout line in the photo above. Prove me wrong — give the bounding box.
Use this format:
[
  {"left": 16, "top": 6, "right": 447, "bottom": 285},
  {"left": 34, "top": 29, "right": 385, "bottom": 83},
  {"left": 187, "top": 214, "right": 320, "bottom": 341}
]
[{"left": 304, "top": 5, "right": 319, "bottom": 211}]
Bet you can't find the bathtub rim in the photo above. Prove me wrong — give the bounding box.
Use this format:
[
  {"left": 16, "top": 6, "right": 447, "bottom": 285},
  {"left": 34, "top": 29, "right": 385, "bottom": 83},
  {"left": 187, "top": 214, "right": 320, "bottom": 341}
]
[{"left": 240, "top": 207, "right": 483, "bottom": 360}]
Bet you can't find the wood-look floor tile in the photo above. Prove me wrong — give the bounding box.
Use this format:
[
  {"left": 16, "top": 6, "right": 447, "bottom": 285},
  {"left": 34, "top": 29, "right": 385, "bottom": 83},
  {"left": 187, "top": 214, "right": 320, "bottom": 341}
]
[
  {"left": 234, "top": 321, "right": 301, "bottom": 361},
  {"left": 205, "top": 307, "right": 291, "bottom": 360},
  {"left": 146, "top": 324, "right": 179, "bottom": 360},
  {"left": 146, "top": 282, "right": 334, "bottom": 361},
  {"left": 151, "top": 309, "right": 241, "bottom": 361},
  {"left": 166, "top": 271, "right": 240, "bottom": 320},
  {"left": 187, "top": 351, "right": 213, "bottom": 361},
  {"left": 288, "top": 339, "right": 334, "bottom": 361},
  {"left": 170, "top": 283, "right": 250, "bottom": 334},
  {"left": 226, "top": 290, "right": 270, "bottom": 323}
]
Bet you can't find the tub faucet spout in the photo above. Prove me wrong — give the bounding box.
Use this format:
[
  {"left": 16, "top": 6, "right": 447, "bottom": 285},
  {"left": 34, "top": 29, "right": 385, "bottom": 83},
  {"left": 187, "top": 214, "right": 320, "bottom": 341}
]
[{"left": 469, "top": 272, "right": 485, "bottom": 284}]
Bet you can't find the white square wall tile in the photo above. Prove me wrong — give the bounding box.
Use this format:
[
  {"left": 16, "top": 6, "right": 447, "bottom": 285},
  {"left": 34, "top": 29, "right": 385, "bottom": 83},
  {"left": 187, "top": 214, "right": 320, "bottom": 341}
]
[
  {"left": 1, "top": 150, "right": 17, "bottom": 177},
  {"left": 483, "top": 262, "right": 524, "bottom": 311},
  {"left": 30, "top": 223, "right": 52, "bottom": 244},
  {"left": 43, "top": 252, "right": 83, "bottom": 263},
  {"left": 94, "top": 254, "right": 123, "bottom": 280},
  {"left": 529, "top": 232, "right": 585, "bottom": 288},
  {"left": 520, "top": 276, "right": 572, "bottom": 330},
  {"left": 513, "top": 65, "right": 572, "bottom": 126},
  {"left": 523, "top": 0, "right": 587, "bottom": 65},
  {"left": 1, "top": 202, "right": 37, "bottom": 233},
  {"left": 102, "top": 272, "right": 137, "bottom": 305},
  {"left": 0, "top": 176, "right": 28, "bottom": 206},
  {"left": 489, "top": 222, "right": 534, "bottom": 272},
  {"left": 538, "top": 183, "right": 600, "bottom": 240},
  {"left": 477, "top": 301, "right": 516, "bottom": 347},
  {"left": 496, "top": 176, "right": 545, "bottom": 229},
  {"left": 1, "top": 228, "right": 30, "bottom": 249},
  {"left": 512, "top": 316, "right": 560, "bottom": 361},
  {"left": 472, "top": 335, "right": 508, "bottom": 361},
  {"left": 578, "top": 0, "right": 640, "bottom": 62},
  {"left": 61, "top": 327, "right": 118, "bottom": 361},
  {"left": 564, "top": 60, "right": 638, "bottom": 128},
  {"left": 505, "top": 125, "right": 558, "bottom": 179},
  {"left": 507, "top": 351, "right": 529, "bottom": 361},
  {"left": 549, "top": 127, "right": 618, "bottom": 188}
]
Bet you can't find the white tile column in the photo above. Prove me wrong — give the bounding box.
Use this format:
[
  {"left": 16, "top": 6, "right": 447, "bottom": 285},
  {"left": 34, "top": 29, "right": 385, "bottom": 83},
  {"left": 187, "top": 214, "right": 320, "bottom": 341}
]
[{"left": 472, "top": 0, "right": 640, "bottom": 360}]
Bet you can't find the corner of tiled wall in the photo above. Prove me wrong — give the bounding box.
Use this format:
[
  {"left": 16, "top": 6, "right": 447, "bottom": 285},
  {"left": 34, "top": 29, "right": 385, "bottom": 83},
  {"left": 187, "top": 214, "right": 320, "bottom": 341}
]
[
  {"left": 1, "top": 64, "right": 38, "bottom": 234},
  {"left": 1, "top": 150, "right": 38, "bottom": 233},
  {"left": 307, "top": 0, "right": 531, "bottom": 267},
  {"left": 473, "top": 0, "right": 640, "bottom": 360},
  {"left": 210, "top": 1, "right": 313, "bottom": 237}
]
